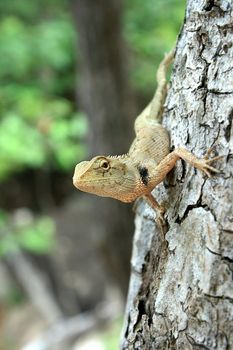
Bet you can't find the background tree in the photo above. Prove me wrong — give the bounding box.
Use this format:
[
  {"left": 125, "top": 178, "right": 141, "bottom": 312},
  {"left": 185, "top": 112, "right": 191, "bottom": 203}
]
[
  {"left": 121, "top": 0, "right": 233, "bottom": 348},
  {"left": 72, "top": 0, "right": 135, "bottom": 296}
]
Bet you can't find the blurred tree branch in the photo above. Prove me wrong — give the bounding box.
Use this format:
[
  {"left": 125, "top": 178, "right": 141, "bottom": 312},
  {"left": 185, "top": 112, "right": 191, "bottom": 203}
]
[{"left": 71, "top": 0, "right": 135, "bottom": 297}]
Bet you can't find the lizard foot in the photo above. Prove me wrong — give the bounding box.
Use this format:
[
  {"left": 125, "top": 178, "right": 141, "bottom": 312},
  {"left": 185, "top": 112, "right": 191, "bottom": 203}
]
[
  {"left": 197, "top": 148, "right": 223, "bottom": 177},
  {"left": 174, "top": 147, "right": 222, "bottom": 178},
  {"left": 156, "top": 208, "right": 165, "bottom": 223},
  {"left": 156, "top": 210, "right": 168, "bottom": 237},
  {"left": 143, "top": 193, "right": 167, "bottom": 229}
]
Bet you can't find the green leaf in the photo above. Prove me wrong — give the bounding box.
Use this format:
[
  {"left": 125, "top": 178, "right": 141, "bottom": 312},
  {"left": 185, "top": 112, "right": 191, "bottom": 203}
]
[
  {"left": 54, "top": 142, "right": 86, "bottom": 170},
  {"left": 0, "top": 234, "right": 19, "bottom": 257},
  {"left": 69, "top": 114, "right": 88, "bottom": 138},
  {"left": 0, "top": 113, "right": 46, "bottom": 170},
  {"left": 18, "top": 217, "right": 55, "bottom": 254}
]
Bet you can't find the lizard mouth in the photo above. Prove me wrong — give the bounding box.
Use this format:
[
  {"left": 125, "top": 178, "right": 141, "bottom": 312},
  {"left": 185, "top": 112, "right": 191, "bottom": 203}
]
[{"left": 73, "top": 161, "right": 90, "bottom": 187}]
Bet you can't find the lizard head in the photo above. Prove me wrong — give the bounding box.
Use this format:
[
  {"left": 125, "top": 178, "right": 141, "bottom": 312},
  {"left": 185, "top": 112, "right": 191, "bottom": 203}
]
[{"left": 73, "top": 155, "right": 140, "bottom": 202}]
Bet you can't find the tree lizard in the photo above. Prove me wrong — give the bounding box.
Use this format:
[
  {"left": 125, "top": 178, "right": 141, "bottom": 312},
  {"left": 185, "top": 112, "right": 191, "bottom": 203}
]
[{"left": 73, "top": 50, "right": 221, "bottom": 220}]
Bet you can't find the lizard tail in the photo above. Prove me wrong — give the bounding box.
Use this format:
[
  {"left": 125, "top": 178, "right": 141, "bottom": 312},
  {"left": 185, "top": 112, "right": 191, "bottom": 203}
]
[
  {"left": 149, "top": 49, "right": 175, "bottom": 123},
  {"left": 133, "top": 49, "right": 175, "bottom": 135}
]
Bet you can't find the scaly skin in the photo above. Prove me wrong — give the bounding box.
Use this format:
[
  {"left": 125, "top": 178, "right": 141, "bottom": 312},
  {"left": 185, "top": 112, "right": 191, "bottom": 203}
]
[{"left": 73, "top": 51, "right": 221, "bottom": 218}]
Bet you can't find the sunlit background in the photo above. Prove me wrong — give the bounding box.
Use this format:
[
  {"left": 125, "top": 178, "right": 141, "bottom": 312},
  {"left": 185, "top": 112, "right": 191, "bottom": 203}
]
[{"left": 0, "top": 1, "right": 185, "bottom": 349}]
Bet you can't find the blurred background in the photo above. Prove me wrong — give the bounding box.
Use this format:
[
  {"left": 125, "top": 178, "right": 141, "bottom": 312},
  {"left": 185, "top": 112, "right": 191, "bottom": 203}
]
[{"left": 0, "top": 0, "right": 185, "bottom": 349}]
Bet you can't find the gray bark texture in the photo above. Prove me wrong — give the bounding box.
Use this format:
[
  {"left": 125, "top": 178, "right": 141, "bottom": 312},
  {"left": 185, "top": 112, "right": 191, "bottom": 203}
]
[{"left": 121, "top": 1, "right": 233, "bottom": 349}]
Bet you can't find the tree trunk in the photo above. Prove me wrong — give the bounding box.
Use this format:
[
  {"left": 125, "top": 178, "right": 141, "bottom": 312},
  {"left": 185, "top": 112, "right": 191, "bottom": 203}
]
[
  {"left": 121, "top": 1, "right": 233, "bottom": 349},
  {"left": 72, "top": 0, "right": 135, "bottom": 297}
]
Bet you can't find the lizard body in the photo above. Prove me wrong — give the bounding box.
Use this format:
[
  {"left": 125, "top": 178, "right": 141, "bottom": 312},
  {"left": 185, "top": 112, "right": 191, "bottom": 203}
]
[{"left": 73, "top": 51, "right": 220, "bottom": 217}]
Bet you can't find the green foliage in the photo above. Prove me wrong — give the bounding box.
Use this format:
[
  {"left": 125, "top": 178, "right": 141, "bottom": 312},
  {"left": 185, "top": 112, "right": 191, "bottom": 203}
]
[
  {"left": 0, "top": 0, "right": 186, "bottom": 258},
  {"left": 0, "top": 210, "right": 55, "bottom": 256},
  {"left": 0, "top": 4, "right": 87, "bottom": 181},
  {"left": 0, "top": 0, "right": 185, "bottom": 181},
  {"left": 102, "top": 318, "right": 123, "bottom": 350},
  {"left": 5, "top": 287, "right": 25, "bottom": 307},
  {"left": 124, "top": 0, "right": 186, "bottom": 93},
  {"left": 17, "top": 216, "right": 55, "bottom": 253},
  {"left": 0, "top": 113, "right": 45, "bottom": 177},
  {"left": 0, "top": 108, "right": 87, "bottom": 179}
]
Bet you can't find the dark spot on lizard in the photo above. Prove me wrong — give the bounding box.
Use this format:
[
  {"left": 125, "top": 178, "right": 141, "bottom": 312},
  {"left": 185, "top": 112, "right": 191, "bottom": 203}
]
[{"left": 138, "top": 166, "right": 149, "bottom": 186}]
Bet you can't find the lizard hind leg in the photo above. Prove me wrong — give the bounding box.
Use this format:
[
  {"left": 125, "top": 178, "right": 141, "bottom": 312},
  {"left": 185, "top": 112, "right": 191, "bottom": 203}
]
[
  {"left": 144, "top": 193, "right": 165, "bottom": 215},
  {"left": 143, "top": 193, "right": 165, "bottom": 222}
]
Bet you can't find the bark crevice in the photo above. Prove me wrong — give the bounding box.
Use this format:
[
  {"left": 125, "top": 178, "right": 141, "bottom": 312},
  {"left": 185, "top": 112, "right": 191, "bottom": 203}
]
[{"left": 121, "top": 1, "right": 233, "bottom": 348}]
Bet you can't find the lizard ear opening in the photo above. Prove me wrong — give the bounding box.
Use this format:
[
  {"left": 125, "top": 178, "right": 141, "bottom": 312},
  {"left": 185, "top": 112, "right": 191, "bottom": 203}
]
[{"left": 100, "top": 159, "right": 110, "bottom": 170}]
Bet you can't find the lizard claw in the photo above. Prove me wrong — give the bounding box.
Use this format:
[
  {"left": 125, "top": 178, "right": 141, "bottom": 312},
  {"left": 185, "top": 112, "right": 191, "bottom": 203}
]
[
  {"left": 156, "top": 211, "right": 168, "bottom": 234},
  {"left": 198, "top": 150, "right": 223, "bottom": 177},
  {"left": 157, "top": 209, "right": 165, "bottom": 223},
  {"left": 203, "top": 147, "right": 215, "bottom": 160}
]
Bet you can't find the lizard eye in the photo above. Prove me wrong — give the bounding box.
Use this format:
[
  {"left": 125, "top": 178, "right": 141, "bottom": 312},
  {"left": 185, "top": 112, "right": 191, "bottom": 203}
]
[{"left": 100, "top": 159, "right": 110, "bottom": 170}]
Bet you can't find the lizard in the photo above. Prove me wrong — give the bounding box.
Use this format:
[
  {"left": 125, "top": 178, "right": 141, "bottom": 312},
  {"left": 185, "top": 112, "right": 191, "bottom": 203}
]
[{"left": 73, "top": 50, "right": 221, "bottom": 220}]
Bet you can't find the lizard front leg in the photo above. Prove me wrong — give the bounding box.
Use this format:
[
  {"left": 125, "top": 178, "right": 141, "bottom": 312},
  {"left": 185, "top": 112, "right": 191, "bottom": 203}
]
[
  {"left": 145, "top": 146, "right": 221, "bottom": 217},
  {"left": 173, "top": 147, "right": 222, "bottom": 177},
  {"left": 149, "top": 146, "right": 221, "bottom": 188}
]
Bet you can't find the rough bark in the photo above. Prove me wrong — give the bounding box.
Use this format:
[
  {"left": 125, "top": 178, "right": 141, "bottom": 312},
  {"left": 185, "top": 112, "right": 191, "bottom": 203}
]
[
  {"left": 72, "top": 0, "right": 134, "bottom": 297},
  {"left": 121, "top": 1, "right": 233, "bottom": 349}
]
